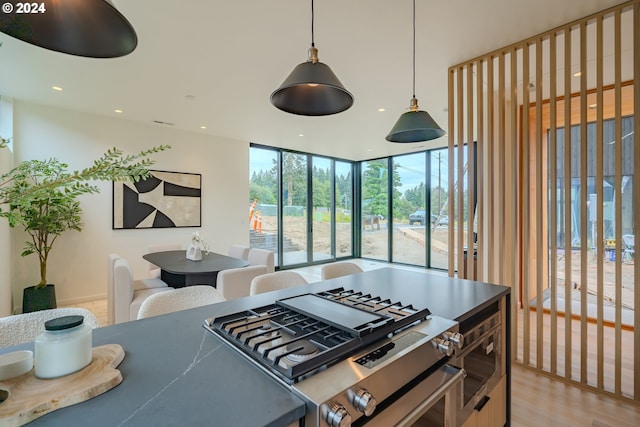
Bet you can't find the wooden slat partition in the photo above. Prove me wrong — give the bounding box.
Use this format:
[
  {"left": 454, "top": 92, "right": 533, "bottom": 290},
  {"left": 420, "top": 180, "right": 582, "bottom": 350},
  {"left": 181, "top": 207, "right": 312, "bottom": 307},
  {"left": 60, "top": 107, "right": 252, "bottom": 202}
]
[
  {"left": 595, "top": 15, "right": 604, "bottom": 391},
  {"left": 633, "top": 0, "right": 640, "bottom": 402},
  {"left": 448, "top": 0, "right": 638, "bottom": 402},
  {"left": 549, "top": 32, "right": 558, "bottom": 375},
  {"left": 614, "top": 8, "right": 623, "bottom": 397}
]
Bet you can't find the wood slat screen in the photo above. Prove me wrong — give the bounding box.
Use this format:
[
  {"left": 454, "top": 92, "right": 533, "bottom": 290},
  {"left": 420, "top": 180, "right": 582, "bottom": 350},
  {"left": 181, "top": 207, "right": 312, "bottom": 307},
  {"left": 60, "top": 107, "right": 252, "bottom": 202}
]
[{"left": 448, "top": 0, "right": 638, "bottom": 401}]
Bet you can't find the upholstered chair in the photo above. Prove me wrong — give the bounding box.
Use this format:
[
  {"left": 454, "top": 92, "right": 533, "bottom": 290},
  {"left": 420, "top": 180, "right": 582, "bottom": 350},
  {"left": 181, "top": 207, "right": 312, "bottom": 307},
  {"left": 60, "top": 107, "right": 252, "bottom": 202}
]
[
  {"left": 320, "top": 261, "right": 364, "bottom": 280},
  {"left": 247, "top": 248, "right": 275, "bottom": 273},
  {"left": 137, "top": 286, "right": 226, "bottom": 319},
  {"left": 227, "top": 244, "right": 250, "bottom": 260},
  {"left": 249, "top": 271, "right": 308, "bottom": 296},
  {"left": 217, "top": 265, "right": 268, "bottom": 300}
]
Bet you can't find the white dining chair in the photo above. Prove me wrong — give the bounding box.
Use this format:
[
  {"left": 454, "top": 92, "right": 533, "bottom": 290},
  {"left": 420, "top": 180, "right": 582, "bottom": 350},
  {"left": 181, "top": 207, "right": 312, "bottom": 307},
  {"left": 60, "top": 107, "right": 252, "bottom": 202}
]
[
  {"left": 320, "top": 261, "right": 364, "bottom": 280},
  {"left": 0, "top": 307, "right": 101, "bottom": 348},
  {"left": 228, "top": 244, "right": 250, "bottom": 260},
  {"left": 137, "top": 286, "right": 226, "bottom": 319},
  {"left": 217, "top": 265, "right": 268, "bottom": 300},
  {"left": 247, "top": 248, "right": 275, "bottom": 273},
  {"left": 249, "top": 271, "right": 308, "bottom": 296},
  {"left": 147, "top": 243, "right": 182, "bottom": 278},
  {"left": 110, "top": 255, "right": 173, "bottom": 324}
]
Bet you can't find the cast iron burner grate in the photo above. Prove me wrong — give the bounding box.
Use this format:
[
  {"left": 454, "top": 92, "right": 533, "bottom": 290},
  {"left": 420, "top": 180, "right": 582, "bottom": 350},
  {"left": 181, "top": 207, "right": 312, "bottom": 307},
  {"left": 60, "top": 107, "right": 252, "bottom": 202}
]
[{"left": 205, "top": 287, "right": 432, "bottom": 383}]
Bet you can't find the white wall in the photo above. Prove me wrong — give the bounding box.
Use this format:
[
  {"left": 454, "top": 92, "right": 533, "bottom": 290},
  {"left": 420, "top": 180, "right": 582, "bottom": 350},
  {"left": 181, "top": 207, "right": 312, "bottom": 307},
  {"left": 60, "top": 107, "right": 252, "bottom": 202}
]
[{"left": 10, "top": 101, "right": 250, "bottom": 311}]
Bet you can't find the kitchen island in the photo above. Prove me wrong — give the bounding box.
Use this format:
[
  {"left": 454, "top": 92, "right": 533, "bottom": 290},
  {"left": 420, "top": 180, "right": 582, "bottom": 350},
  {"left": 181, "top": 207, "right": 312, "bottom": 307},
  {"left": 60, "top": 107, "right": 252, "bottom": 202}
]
[{"left": 0, "top": 268, "right": 509, "bottom": 427}]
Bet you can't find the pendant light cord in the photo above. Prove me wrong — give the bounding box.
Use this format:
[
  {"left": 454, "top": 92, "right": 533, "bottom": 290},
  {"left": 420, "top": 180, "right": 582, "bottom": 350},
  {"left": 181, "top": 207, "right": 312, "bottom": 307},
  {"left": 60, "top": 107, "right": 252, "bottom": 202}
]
[
  {"left": 412, "top": 0, "right": 416, "bottom": 99},
  {"left": 311, "top": 0, "right": 315, "bottom": 47}
]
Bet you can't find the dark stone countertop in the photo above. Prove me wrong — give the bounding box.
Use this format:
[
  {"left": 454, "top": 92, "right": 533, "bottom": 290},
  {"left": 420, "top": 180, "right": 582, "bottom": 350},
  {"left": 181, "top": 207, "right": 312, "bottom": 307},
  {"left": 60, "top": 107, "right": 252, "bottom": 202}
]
[{"left": 0, "top": 268, "right": 509, "bottom": 426}]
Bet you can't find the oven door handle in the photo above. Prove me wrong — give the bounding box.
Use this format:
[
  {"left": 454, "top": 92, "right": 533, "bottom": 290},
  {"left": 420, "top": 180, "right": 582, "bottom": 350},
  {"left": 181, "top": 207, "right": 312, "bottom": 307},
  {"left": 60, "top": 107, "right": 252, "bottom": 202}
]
[{"left": 395, "top": 365, "right": 466, "bottom": 427}]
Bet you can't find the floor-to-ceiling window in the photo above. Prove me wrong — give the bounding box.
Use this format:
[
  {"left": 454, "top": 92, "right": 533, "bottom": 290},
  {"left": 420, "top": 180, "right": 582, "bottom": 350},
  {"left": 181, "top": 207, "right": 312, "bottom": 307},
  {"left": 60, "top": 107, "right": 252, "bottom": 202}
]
[
  {"left": 392, "top": 153, "right": 427, "bottom": 266},
  {"left": 361, "top": 159, "right": 389, "bottom": 261},
  {"left": 249, "top": 146, "right": 279, "bottom": 264},
  {"left": 281, "top": 152, "right": 308, "bottom": 266},
  {"left": 430, "top": 148, "right": 451, "bottom": 270},
  {"left": 335, "top": 160, "right": 353, "bottom": 258},
  {"left": 311, "top": 156, "right": 332, "bottom": 262},
  {"left": 250, "top": 145, "right": 455, "bottom": 270},
  {"left": 250, "top": 145, "right": 355, "bottom": 268}
]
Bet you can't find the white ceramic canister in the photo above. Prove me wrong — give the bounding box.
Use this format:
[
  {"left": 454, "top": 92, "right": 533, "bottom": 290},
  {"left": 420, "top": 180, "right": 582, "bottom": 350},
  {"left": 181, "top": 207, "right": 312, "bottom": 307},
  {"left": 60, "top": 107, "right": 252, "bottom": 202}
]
[{"left": 34, "top": 315, "right": 92, "bottom": 379}]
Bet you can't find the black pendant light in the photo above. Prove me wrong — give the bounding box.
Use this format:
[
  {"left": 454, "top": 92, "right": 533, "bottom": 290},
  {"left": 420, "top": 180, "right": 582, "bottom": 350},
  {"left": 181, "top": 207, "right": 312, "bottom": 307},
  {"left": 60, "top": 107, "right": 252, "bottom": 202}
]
[
  {"left": 0, "top": 0, "right": 137, "bottom": 58},
  {"left": 386, "top": 0, "right": 445, "bottom": 143},
  {"left": 271, "top": 0, "right": 353, "bottom": 116}
]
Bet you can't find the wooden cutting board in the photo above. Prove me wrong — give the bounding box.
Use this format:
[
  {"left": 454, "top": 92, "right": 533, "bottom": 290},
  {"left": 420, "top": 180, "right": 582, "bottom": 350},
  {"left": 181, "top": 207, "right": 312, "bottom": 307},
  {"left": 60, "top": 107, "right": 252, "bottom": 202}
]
[{"left": 0, "top": 344, "right": 125, "bottom": 427}]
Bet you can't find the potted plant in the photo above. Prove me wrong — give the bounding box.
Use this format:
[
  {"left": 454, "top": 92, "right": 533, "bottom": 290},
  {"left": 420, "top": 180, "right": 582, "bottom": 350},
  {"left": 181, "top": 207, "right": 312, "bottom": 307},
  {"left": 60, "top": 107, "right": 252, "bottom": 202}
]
[{"left": 0, "top": 138, "right": 170, "bottom": 312}]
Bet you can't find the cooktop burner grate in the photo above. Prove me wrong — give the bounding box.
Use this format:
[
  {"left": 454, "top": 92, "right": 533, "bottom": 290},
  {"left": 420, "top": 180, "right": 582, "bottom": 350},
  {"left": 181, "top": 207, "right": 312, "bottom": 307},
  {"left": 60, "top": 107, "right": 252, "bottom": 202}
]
[{"left": 205, "top": 287, "right": 432, "bottom": 383}]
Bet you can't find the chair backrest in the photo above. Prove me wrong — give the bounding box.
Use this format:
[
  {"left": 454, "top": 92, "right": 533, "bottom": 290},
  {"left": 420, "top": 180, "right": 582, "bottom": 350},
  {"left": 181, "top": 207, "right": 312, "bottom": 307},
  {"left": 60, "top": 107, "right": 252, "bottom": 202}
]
[
  {"left": 107, "top": 253, "right": 122, "bottom": 325},
  {"left": 0, "top": 308, "right": 101, "bottom": 348},
  {"left": 250, "top": 271, "right": 308, "bottom": 296},
  {"left": 320, "top": 261, "right": 364, "bottom": 280},
  {"left": 147, "top": 243, "right": 182, "bottom": 277},
  {"left": 623, "top": 234, "right": 634, "bottom": 248},
  {"left": 113, "top": 258, "right": 136, "bottom": 324},
  {"left": 137, "top": 286, "right": 226, "bottom": 319},
  {"left": 248, "top": 248, "right": 275, "bottom": 273},
  {"left": 217, "top": 265, "right": 268, "bottom": 300},
  {"left": 228, "top": 244, "right": 250, "bottom": 260}
]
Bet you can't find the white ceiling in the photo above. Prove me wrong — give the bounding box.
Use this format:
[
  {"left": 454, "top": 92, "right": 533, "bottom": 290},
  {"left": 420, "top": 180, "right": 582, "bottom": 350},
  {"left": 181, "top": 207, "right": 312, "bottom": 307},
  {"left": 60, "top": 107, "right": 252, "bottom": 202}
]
[{"left": 0, "top": 0, "right": 628, "bottom": 161}]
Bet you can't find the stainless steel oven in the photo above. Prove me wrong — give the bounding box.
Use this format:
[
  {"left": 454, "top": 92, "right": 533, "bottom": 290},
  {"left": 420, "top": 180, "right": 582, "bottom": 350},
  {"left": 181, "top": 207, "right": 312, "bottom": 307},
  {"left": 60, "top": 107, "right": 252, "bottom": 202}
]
[
  {"left": 204, "top": 287, "right": 467, "bottom": 427},
  {"left": 454, "top": 302, "right": 502, "bottom": 423}
]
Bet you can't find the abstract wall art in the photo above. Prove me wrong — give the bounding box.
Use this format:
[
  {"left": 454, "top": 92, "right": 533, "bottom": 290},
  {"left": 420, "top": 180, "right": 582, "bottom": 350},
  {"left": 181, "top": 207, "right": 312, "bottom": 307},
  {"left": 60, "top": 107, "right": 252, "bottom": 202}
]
[{"left": 113, "top": 170, "right": 202, "bottom": 229}]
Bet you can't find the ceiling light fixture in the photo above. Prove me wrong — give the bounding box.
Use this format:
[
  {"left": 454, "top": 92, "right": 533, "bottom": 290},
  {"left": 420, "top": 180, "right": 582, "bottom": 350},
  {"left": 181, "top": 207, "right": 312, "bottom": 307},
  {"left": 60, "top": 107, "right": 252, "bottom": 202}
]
[
  {"left": 51, "top": 86, "right": 63, "bottom": 91},
  {"left": 386, "top": 0, "right": 445, "bottom": 143},
  {"left": 0, "top": 0, "right": 137, "bottom": 58},
  {"left": 270, "top": 0, "right": 353, "bottom": 116}
]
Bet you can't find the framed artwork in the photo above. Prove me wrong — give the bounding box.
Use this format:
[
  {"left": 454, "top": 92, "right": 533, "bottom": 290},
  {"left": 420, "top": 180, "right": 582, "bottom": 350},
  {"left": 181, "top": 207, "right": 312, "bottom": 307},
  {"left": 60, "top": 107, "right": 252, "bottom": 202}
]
[{"left": 113, "top": 170, "right": 201, "bottom": 229}]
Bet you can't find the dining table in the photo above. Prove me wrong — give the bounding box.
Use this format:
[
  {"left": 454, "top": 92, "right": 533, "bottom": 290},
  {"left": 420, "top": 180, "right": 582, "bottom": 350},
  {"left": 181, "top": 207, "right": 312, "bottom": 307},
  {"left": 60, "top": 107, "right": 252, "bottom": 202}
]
[{"left": 142, "top": 250, "right": 249, "bottom": 287}]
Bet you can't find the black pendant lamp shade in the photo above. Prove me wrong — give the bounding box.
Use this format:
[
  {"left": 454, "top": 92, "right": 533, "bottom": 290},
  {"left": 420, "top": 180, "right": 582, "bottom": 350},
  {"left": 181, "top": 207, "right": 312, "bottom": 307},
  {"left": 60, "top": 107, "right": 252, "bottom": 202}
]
[
  {"left": 271, "top": 0, "right": 353, "bottom": 116},
  {"left": 271, "top": 46, "right": 353, "bottom": 116},
  {"left": 0, "top": 0, "right": 137, "bottom": 58},
  {"left": 386, "top": 0, "right": 444, "bottom": 143},
  {"left": 386, "top": 97, "right": 445, "bottom": 142}
]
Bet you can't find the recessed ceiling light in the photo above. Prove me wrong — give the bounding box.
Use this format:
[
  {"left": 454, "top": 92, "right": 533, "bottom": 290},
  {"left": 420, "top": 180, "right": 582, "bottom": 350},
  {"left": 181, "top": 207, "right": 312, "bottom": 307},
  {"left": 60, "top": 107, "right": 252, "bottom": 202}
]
[
  {"left": 200, "top": 126, "right": 207, "bottom": 129},
  {"left": 114, "top": 109, "right": 123, "bottom": 113},
  {"left": 589, "top": 104, "right": 597, "bottom": 109},
  {"left": 52, "top": 86, "right": 63, "bottom": 91},
  {"left": 573, "top": 71, "right": 582, "bottom": 77},
  {"left": 298, "top": 134, "right": 304, "bottom": 137},
  {"left": 378, "top": 108, "right": 385, "bottom": 112}
]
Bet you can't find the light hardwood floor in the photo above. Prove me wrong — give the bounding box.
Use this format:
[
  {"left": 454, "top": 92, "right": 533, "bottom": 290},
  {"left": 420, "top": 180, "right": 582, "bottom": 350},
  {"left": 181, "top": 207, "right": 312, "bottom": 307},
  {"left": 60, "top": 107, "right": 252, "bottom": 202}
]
[{"left": 62, "top": 261, "right": 640, "bottom": 426}]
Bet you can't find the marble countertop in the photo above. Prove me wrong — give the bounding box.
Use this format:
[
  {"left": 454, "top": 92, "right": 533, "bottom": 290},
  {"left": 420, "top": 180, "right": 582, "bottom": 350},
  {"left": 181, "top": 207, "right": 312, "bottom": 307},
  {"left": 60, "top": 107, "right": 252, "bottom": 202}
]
[{"left": 0, "top": 268, "right": 509, "bottom": 426}]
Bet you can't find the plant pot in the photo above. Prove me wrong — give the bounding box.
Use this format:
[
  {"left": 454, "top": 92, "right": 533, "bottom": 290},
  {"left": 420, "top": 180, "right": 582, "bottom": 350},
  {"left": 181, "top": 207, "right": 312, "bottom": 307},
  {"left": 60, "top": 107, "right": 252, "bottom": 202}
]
[{"left": 22, "top": 284, "right": 57, "bottom": 313}]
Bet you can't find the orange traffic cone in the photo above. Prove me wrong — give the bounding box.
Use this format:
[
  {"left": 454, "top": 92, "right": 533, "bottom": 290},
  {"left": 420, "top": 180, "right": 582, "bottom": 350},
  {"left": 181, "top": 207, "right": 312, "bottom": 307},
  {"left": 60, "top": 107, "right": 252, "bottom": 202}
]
[{"left": 249, "top": 198, "right": 257, "bottom": 223}]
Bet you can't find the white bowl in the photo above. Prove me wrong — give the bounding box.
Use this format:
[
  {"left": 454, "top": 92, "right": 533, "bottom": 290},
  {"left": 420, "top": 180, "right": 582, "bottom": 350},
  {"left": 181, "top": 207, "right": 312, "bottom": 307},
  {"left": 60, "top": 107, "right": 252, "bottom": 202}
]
[{"left": 0, "top": 350, "right": 34, "bottom": 381}]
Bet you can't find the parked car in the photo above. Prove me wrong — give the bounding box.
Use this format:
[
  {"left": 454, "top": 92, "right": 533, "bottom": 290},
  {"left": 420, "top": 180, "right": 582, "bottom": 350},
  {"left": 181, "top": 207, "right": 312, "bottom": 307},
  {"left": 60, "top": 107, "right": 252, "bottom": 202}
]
[
  {"left": 409, "top": 210, "right": 426, "bottom": 225},
  {"left": 438, "top": 215, "right": 449, "bottom": 225}
]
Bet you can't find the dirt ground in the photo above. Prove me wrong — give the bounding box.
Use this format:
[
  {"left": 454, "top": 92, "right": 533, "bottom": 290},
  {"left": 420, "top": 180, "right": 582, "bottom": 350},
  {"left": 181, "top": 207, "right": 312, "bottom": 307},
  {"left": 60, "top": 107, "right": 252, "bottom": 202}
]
[{"left": 257, "top": 215, "right": 635, "bottom": 310}]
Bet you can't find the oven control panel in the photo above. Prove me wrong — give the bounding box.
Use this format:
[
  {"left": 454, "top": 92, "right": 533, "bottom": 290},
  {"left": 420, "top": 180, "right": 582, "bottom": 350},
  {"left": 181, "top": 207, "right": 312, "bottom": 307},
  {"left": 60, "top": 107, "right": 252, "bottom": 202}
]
[{"left": 354, "top": 331, "right": 425, "bottom": 368}]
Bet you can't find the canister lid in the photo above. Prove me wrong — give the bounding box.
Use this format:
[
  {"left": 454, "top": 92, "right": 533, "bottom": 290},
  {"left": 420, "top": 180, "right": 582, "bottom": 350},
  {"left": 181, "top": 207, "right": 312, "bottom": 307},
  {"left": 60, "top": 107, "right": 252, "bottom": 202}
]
[{"left": 45, "top": 315, "right": 84, "bottom": 331}]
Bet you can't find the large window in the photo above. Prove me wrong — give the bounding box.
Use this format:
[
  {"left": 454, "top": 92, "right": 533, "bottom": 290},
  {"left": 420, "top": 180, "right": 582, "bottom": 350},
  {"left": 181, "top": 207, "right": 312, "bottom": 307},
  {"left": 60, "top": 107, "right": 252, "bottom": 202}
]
[
  {"left": 392, "top": 153, "right": 427, "bottom": 266},
  {"left": 249, "top": 145, "right": 355, "bottom": 268},
  {"left": 249, "top": 146, "right": 279, "bottom": 264},
  {"left": 361, "top": 159, "right": 389, "bottom": 261},
  {"left": 250, "top": 145, "right": 453, "bottom": 270},
  {"left": 335, "top": 161, "right": 353, "bottom": 258}
]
